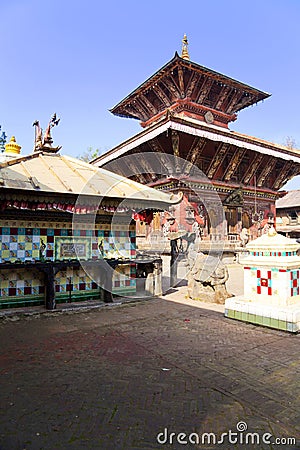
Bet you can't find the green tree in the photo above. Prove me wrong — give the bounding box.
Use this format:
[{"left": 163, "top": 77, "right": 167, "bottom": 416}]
[{"left": 78, "top": 147, "right": 101, "bottom": 162}]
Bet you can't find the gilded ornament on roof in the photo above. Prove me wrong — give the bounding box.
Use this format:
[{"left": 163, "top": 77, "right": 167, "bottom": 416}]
[
  {"left": 5, "top": 136, "right": 21, "bottom": 154},
  {"left": 181, "top": 34, "right": 190, "bottom": 60},
  {"left": 33, "top": 113, "right": 61, "bottom": 153}
]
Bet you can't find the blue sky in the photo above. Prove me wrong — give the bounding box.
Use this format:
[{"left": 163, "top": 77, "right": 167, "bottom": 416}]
[{"left": 1, "top": 0, "right": 300, "bottom": 189}]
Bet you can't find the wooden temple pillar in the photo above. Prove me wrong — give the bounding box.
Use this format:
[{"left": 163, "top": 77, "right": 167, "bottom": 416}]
[
  {"left": 237, "top": 206, "right": 243, "bottom": 234},
  {"left": 42, "top": 264, "right": 61, "bottom": 310},
  {"left": 42, "top": 263, "right": 74, "bottom": 310},
  {"left": 170, "top": 239, "right": 178, "bottom": 286},
  {"left": 102, "top": 267, "right": 113, "bottom": 303},
  {"left": 85, "top": 260, "right": 113, "bottom": 303},
  {"left": 41, "top": 260, "right": 114, "bottom": 310}
]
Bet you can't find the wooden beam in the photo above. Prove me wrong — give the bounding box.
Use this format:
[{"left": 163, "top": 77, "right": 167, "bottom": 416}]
[
  {"left": 272, "top": 161, "right": 293, "bottom": 190},
  {"left": 273, "top": 162, "right": 300, "bottom": 190},
  {"left": 171, "top": 130, "right": 181, "bottom": 173},
  {"left": 223, "top": 148, "right": 246, "bottom": 181},
  {"left": 162, "top": 76, "right": 181, "bottom": 99},
  {"left": 135, "top": 98, "right": 152, "bottom": 121},
  {"left": 226, "top": 90, "right": 244, "bottom": 114},
  {"left": 285, "top": 165, "right": 300, "bottom": 184},
  {"left": 149, "top": 138, "right": 166, "bottom": 154},
  {"left": 215, "top": 86, "right": 231, "bottom": 110},
  {"left": 106, "top": 157, "right": 133, "bottom": 178},
  {"left": 242, "top": 154, "right": 264, "bottom": 184},
  {"left": 196, "top": 78, "right": 214, "bottom": 104},
  {"left": 101, "top": 159, "right": 121, "bottom": 176},
  {"left": 183, "top": 137, "right": 206, "bottom": 175},
  {"left": 169, "top": 73, "right": 182, "bottom": 97},
  {"left": 133, "top": 153, "right": 151, "bottom": 183},
  {"left": 257, "top": 158, "right": 277, "bottom": 187},
  {"left": 122, "top": 105, "right": 142, "bottom": 120},
  {"left": 186, "top": 72, "right": 199, "bottom": 97},
  {"left": 153, "top": 84, "right": 172, "bottom": 107},
  {"left": 130, "top": 164, "right": 148, "bottom": 184},
  {"left": 207, "top": 143, "right": 230, "bottom": 179},
  {"left": 171, "top": 130, "right": 179, "bottom": 157},
  {"left": 138, "top": 145, "right": 158, "bottom": 182},
  {"left": 190, "top": 73, "right": 205, "bottom": 100},
  {"left": 140, "top": 93, "right": 158, "bottom": 116},
  {"left": 233, "top": 94, "right": 252, "bottom": 111},
  {"left": 148, "top": 139, "right": 173, "bottom": 176},
  {"left": 178, "top": 67, "right": 185, "bottom": 98}
]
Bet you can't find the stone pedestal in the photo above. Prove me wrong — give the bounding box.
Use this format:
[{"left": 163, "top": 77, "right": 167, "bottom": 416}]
[
  {"left": 145, "top": 261, "right": 162, "bottom": 296},
  {"left": 225, "top": 227, "right": 300, "bottom": 332},
  {"left": 136, "top": 257, "right": 163, "bottom": 297}
]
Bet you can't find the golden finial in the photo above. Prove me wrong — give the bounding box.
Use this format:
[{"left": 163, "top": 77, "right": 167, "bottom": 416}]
[
  {"left": 5, "top": 136, "right": 21, "bottom": 155},
  {"left": 181, "top": 34, "right": 190, "bottom": 60}
]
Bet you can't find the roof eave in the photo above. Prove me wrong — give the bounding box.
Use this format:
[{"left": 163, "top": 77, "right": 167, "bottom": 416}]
[
  {"left": 110, "top": 53, "right": 180, "bottom": 114},
  {"left": 110, "top": 52, "right": 271, "bottom": 116}
]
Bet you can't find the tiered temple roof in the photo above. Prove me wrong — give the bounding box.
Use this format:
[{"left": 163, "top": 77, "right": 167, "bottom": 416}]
[
  {"left": 111, "top": 51, "right": 270, "bottom": 129},
  {"left": 95, "top": 114, "right": 300, "bottom": 192},
  {"left": 94, "top": 37, "right": 300, "bottom": 194}
]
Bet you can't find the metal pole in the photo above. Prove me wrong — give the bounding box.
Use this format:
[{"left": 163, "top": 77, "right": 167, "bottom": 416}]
[{"left": 170, "top": 239, "right": 178, "bottom": 287}]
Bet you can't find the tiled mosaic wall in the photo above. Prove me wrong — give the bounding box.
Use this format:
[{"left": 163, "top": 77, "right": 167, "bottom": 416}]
[
  {"left": 256, "top": 269, "right": 272, "bottom": 295},
  {"left": 0, "top": 221, "right": 136, "bottom": 262},
  {"left": 0, "top": 220, "right": 136, "bottom": 306},
  {"left": 244, "top": 266, "right": 300, "bottom": 298},
  {"left": 113, "top": 264, "right": 136, "bottom": 294},
  {"left": 290, "top": 270, "right": 300, "bottom": 297},
  {"left": 0, "top": 268, "right": 44, "bottom": 298}
]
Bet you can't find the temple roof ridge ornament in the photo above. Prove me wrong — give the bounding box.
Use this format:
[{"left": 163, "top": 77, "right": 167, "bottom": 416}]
[
  {"left": 5, "top": 136, "right": 21, "bottom": 155},
  {"left": 33, "top": 113, "right": 61, "bottom": 153},
  {"left": 110, "top": 42, "right": 270, "bottom": 127},
  {"left": 0, "top": 135, "right": 22, "bottom": 163},
  {"left": 181, "top": 34, "right": 190, "bottom": 60}
]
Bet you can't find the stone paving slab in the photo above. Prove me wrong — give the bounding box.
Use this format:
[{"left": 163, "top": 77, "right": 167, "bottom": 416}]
[
  {"left": 0, "top": 288, "right": 300, "bottom": 450},
  {"left": 0, "top": 283, "right": 300, "bottom": 450}
]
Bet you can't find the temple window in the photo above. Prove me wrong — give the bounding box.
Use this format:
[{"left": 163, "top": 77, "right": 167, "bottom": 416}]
[{"left": 288, "top": 210, "right": 298, "bottom": 224}]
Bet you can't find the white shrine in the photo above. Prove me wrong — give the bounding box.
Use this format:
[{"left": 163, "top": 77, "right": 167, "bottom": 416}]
[{"left": 225, "top": 226, "right": 300, "bottom": 332}]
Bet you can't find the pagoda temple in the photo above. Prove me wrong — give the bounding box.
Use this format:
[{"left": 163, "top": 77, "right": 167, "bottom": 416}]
[{"left": 93, "top": 36, "right": 300, "bottom": 250}]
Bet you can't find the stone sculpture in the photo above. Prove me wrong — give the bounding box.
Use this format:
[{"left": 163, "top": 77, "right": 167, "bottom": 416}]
[
  {"left": 239, "top": 228, "right": 249, "bottom": 247},
  {"left": 33, "top": 113, "right": 61, "bottom": 152},
  {"left": 187, "top": 249, "right": 230, "bottom": 304}
]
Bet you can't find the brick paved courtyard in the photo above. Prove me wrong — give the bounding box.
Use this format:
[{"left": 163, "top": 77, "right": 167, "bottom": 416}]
[{"left": 0, "top": 283, "right": 300, "bottom": 449}]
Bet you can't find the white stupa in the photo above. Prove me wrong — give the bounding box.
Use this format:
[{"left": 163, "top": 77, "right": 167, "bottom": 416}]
[{"left": 225, "top": 226, "right": 300, "bottom": 332}]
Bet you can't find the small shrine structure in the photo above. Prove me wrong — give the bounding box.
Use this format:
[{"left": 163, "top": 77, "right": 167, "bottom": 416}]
[
  {"left": 276, "top": 190, "right": 300, "bottom": 239},
  {"left": 0, "top": 116, "right": 181, "bottom": 309},
  {"left": 225, "top": 226, "right": 300, "bottom": 332},
  {"left": 93, "top": 36, "right": 300, "bottom": 251}
]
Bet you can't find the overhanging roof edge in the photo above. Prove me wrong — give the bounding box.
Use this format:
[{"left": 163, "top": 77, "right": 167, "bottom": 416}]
[
  {"left": 93, "top": 122, "right": 171, "bottom": 166},
  {"left": 110, "top": 53, "right": 270, "bottom": 115},
  {"left": 110, "top": 54, "right": 179, "bottom": 113},
  {"left": 169, "top": 122, "right": 300, "bottom": 163},
  {"left": 94, "top": 120, "right": 300, "bottom": 167}
]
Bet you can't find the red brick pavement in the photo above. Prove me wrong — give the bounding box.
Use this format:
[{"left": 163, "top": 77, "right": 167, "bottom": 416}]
[{"left": 0, "top": 295, "right": 300, "bottom": 449}]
